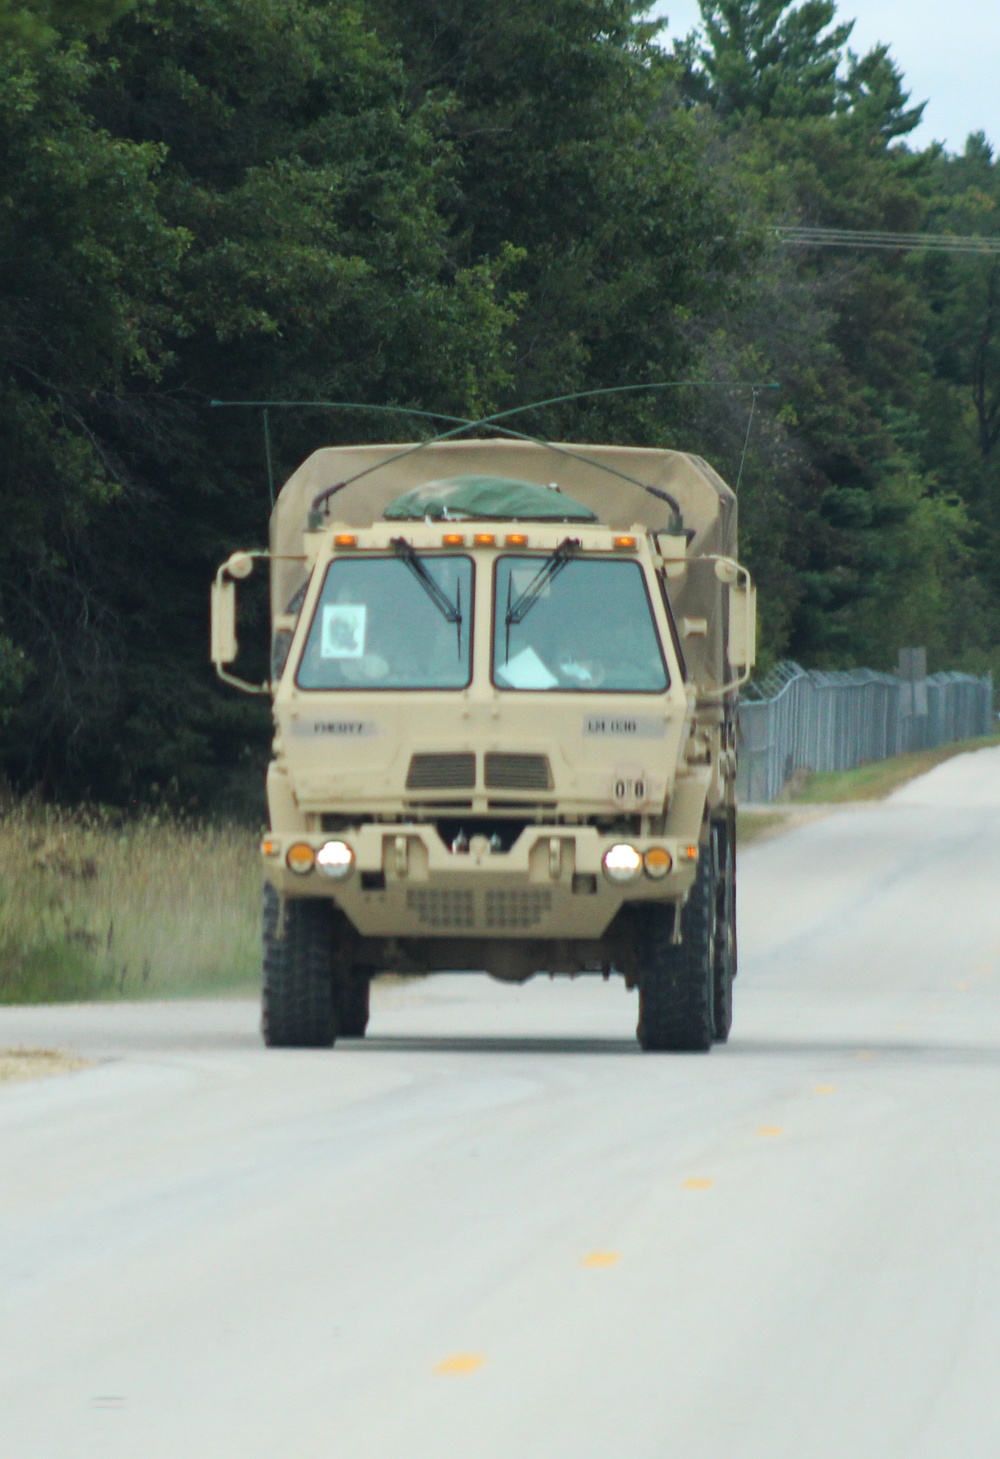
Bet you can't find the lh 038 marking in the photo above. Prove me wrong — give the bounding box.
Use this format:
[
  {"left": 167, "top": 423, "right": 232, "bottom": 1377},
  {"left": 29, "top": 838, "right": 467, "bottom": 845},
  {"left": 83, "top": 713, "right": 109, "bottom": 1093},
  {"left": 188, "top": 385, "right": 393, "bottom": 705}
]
[{"left": 585, "top": 715, "right": 666, "bottom": 738}]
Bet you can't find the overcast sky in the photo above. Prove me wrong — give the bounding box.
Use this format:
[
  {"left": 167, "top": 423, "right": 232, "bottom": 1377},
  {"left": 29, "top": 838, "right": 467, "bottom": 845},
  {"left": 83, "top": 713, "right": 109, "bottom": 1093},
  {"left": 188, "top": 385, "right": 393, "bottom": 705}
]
[{"left": 652, "top": 1, "right": 998, "bottom": 154}]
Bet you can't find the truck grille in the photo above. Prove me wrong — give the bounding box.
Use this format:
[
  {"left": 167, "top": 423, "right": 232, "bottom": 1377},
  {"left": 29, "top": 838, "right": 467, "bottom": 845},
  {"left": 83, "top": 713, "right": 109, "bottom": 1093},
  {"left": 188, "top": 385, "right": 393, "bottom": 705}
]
[
  {"left": 485, "top": 889, "right": 553, "bottom": 929},
  {"left": 406, "top": 753, "right": 476, "bottom": 790},
  {"left": 406, "top": 888, "right": 475, "bottom": 929},
  {"left": 484, "top": 753, "right": 553, "bottom": 791}
]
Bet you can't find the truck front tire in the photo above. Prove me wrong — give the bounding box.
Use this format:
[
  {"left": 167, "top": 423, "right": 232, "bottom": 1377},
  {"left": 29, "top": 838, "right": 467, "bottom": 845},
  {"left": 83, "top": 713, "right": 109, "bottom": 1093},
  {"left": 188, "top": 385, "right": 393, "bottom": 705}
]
[
  {"left": 636, "top": 845, "right": 715, "bottom": 1052},
  {"left": 262, "top": 884, "right": 338, "bottom": 1048},
  {"left": 712, "top": 821, "right": 736, "bottom": 1043},
  {"left": 336, "top": 969, "right": 371, "bottom": 1038}
]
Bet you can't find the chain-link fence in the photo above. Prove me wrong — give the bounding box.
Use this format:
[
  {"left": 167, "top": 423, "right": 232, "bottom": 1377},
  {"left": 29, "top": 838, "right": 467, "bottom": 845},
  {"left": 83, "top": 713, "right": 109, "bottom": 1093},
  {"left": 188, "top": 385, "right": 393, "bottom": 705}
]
[{"left": 736, "top": 662, "right": 995, "bottom": 803}]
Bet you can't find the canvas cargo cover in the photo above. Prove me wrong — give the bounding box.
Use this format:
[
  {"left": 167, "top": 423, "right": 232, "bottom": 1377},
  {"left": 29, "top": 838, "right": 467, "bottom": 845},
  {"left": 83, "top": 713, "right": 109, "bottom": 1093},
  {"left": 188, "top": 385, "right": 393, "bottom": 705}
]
[
  {"left": 383, "top": 475, "right": 597, "bottom": 522},
  {"left": 269, "top": 440, "right": 738, "bottom": 692}
]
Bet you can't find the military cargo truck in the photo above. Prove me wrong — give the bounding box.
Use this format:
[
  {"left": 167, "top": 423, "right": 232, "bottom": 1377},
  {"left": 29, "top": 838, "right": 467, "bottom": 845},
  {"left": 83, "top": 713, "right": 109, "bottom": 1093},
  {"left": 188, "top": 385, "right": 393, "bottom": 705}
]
[{"left": 211, "top": 438, "right": 755, "bottom": 1051}]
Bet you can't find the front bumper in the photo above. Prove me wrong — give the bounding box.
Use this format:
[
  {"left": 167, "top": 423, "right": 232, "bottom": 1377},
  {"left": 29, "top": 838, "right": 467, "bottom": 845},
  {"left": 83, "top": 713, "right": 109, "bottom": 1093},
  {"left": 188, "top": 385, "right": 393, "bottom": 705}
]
[{"left": 262, "top": 823, "right": 697, "bottom": 939}]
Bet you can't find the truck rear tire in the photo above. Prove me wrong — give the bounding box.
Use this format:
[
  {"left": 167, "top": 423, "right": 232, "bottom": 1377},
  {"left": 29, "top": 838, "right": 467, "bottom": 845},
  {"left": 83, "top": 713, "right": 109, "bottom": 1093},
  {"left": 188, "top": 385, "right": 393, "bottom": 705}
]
[
  {"left": 336, "top": 970, "right": 371, "bottom": 1038},
  {"left": 713, "top": 822, "right": 735, "bottom": 1043},
  {"left": 637, "top": 845, "right": 715, "bottom": 1052},
  {"left": 262, "top": 884, "right": 338, "bottom": 1048}
]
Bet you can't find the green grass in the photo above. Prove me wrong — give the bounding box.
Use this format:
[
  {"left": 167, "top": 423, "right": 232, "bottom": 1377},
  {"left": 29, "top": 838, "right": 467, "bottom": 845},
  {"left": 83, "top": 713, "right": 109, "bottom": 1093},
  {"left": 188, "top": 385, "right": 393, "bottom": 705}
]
[
  {"left": 788, "top": 734, "right": 1000, "bottom": 804},
  {"left": 737, "top": 811, "right": 792, "bottom": 845},
  {"left": 0, "top": 804, "right": 260, "bottom": 1004}
]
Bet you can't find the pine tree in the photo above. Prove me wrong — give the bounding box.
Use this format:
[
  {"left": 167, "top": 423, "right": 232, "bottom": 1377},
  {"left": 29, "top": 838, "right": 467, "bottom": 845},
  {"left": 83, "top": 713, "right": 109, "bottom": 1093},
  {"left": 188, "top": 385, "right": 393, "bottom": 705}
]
[{"left": 677, "top": 0, "right": 853, "bottom": 120}]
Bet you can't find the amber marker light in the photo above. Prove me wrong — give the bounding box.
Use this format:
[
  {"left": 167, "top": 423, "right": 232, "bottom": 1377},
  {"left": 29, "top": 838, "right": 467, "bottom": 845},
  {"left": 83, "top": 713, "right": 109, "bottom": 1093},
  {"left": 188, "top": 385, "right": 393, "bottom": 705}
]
[
  {"left": 261, "top": 838, "right": 280, "bottom": 858},
  {"left": 612, "top": 535, "right": 637, "bottom": 551},
  {"left": 473, "top": 532, "right": 496, "bottom": 547},
  {"left": 681, "top": 844, "right": 699, "bottom": 862},
  {"left": 644, "top": 846, "right": 673, "bottom": 879},
  {"left": 286, "top": 842, "right": 316, "bottom": 876},
  {"left": 333, "top": 534, "right": 358, "bottom": 549},
  {"left": 441, "top": 532, "right": 465, "bottom": 547},
  {"left": 505, "top": 532, "right": 529, "bottom": 547}
]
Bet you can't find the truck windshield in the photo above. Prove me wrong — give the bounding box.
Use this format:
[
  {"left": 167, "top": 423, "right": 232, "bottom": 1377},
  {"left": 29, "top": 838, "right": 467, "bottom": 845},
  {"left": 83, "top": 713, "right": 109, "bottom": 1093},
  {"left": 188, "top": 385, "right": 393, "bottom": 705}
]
[
  {"left": 493, "top": 556, "right": 669, "bottom": 692},
  {"left": 296, "top": 555, "right": 473, "bottom": 690}
]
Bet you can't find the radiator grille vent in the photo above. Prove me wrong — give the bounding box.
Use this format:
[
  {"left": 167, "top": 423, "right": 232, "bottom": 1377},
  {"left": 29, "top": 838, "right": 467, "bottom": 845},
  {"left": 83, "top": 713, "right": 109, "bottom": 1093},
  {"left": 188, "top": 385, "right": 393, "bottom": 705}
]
[
  {"left": 406, "top": 888, "right": 475, "bottom": 929},
  {"left": 484, "top": 889, "right": 553, "bottom": 929},
  {"left": 406, "top": 752, "right": 476, "bottom": 790},
  {"left": 483, "top": 752, "right": 553, "bottom": 791}
]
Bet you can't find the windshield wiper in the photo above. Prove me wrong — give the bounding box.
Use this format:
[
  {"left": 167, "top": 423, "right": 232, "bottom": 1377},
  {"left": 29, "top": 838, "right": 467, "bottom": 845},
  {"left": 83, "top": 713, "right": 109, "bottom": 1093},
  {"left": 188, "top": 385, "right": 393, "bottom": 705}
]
[
  {"left": 391, "top": 538, "right": 464, "bottom": 656},
  {"left": 503, "top": 537, "right": 579, "bottom": 666},
  {"left": 505, "top": 538, "right": 580, "bottom": 628}
]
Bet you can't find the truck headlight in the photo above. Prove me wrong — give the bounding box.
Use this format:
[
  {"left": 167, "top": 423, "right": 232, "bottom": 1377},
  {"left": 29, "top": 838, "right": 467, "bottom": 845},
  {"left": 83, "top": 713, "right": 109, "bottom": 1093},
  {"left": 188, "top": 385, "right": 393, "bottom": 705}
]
[
  {"left": 316, "top": 840, "right": 354, "bottom": 880},
  {"left": 602, "top": 844, "right": 643, "bottom": 884}
]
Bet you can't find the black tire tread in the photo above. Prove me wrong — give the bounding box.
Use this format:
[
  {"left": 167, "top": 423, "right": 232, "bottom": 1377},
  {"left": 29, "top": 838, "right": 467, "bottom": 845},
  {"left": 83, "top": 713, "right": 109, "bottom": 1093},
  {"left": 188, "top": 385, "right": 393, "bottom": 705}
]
[
  {"left": 712, "top": 821, "right": 735, "bottom": 1043},
  {"left": 637, "top": 846, "right": 715, "bottom": 1052},
  {"left": 262, "top": 883, "right": 337, "bottom": 1048},
  {"left": 337, "top": 971, "right": 371, "bottom": 1039}
]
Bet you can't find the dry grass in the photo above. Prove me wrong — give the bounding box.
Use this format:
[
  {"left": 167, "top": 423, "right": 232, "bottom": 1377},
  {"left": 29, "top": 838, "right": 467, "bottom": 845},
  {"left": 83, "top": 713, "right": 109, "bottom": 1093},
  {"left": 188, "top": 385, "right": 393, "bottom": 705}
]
[
  {"left": 0, "top": 805, "right": 260, "bottom": 1004},
  {"left": 0, "top": 1048, "right": 90, "bottom": 1083}
]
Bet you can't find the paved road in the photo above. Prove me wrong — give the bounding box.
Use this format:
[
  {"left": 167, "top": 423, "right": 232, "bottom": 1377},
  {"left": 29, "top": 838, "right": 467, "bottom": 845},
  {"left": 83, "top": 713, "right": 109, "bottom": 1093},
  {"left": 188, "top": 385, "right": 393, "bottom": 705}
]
[{"left": 3, "top": 749, "right": 1000, "bottom": 1459}]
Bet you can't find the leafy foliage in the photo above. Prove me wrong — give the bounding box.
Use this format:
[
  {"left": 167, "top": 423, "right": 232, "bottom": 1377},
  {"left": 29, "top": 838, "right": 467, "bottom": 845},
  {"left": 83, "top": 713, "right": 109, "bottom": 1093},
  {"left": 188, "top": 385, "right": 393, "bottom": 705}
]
[{"left": 0, "top": 0, "right": 997, "bottom": 807}]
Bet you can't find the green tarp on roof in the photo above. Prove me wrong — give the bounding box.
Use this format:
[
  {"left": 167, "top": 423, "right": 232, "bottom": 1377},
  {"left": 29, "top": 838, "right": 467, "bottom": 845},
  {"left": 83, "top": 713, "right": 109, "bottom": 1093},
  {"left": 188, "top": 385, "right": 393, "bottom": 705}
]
[{"left": 383, "top": 475, "right": 597, "bottom": 522}]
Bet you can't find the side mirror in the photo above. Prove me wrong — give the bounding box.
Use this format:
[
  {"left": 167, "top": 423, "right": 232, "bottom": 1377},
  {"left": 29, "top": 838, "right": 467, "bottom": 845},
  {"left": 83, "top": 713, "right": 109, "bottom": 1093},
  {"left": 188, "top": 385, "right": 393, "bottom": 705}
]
[
  {"left": 727, "top": 579, "right": 757, "bottom": 671},
  {"left": 210, "top": 552, "right": 270, "bottom": 695},
  {"left": 211, "top": 576, "right": 238, "bottom": 666}
]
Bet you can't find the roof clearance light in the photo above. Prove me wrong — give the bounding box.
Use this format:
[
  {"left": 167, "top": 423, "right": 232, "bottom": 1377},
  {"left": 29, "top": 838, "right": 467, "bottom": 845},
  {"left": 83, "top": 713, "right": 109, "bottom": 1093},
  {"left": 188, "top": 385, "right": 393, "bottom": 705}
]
[
  {"left": 602, "top": 844, "right": 644, "bottom": 884},
  {"left": 473, "top": 533, "right": 496, "bottom": 547},
  {"left": 505, "top": 533, "right": 529, "bottom": 547},
  {"left": 612, "top": 535, "right": 637, "bottom": 551},
  {"left": 334, "top": 534, "right": 358, "bottom": 549},
  {"left": 316, "top": 840, "right": 354, "bottom": 880},
  {"left": 644, "top": 846, "right": 673, "bottom": 879},
  {"left": 286, "top": 842, "right": 316, "bottom": 876},
  {"left": 441, "top": 532, "right": 465, "bottom": 547}
]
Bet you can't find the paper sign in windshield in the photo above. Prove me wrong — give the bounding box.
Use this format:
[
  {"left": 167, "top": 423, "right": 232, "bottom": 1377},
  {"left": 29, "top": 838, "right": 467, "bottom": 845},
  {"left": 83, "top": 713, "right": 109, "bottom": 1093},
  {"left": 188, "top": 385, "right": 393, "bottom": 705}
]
[
  {"left": 496, "top": 646, "right": 558, "bottom": 689},
  {"left": 321, "top": 604, "right": 366, "bottom": 659}
]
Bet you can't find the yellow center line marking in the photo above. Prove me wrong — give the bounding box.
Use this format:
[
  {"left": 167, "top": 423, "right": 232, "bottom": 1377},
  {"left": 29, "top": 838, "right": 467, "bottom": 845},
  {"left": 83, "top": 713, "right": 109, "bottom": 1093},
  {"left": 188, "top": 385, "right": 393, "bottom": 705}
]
[
  {"left": 682, "top": 1177, "right": 714, "bottom": 1190},
  {"left": 892, "top": 1023, "right": 914, "bottom": 1033},
  {"left": 756, "top": 1125, "right": 783, "bottom": 1137},
  {"left": 582, "top": 1250, "right": 620, "bottom": 1268},
  {"left": 927, "top": 1002, "right": 943, "bottom": 1012},
  {"left": 435, "top": 1354, "right": 485, "bottom": 1377},
  {"left": 856, "top": 1050, "right": 876, "bottom": 1060},
  {"left": 955, "top": 982, "right": 971, "bottom": 991},
  {"left": 813, "top": 1084, "right": 837, "bottom": 1094}
]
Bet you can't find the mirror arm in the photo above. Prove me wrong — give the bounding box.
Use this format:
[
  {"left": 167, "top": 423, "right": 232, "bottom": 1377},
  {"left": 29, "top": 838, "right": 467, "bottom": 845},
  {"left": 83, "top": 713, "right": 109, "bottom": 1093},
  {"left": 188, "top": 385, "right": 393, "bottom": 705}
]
[{"left": 216, "top": 665, "right": 272, "bottom": 696}]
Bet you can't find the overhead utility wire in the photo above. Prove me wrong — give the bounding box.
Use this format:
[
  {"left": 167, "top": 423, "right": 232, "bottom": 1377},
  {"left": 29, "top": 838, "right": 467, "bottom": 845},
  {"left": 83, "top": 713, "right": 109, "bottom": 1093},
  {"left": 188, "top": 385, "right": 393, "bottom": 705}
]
[
  {"left": 777, "top": 226, "right": 1000, "bottom": 255},
  {"left": 211, "top": 381, "right": 779, "bottom": 516}
]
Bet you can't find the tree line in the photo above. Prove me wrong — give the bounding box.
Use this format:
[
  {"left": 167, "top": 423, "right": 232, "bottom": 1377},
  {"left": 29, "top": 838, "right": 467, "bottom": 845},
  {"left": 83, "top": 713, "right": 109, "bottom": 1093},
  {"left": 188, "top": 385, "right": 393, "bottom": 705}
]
[{"left": 1, "top": 0, "right": 997, "bottom": 810}]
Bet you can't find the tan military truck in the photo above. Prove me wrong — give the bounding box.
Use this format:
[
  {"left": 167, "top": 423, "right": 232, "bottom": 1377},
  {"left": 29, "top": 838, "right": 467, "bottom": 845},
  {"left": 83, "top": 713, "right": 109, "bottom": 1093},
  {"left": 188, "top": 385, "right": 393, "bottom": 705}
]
[{"left": 211, "top": 438, "right": 755, "bottom": 1051}]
